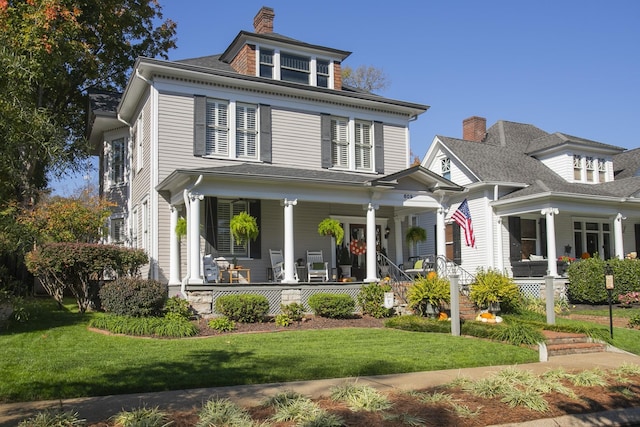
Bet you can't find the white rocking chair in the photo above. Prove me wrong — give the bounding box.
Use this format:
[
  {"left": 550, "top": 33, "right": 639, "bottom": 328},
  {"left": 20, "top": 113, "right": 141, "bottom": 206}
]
[{"left": 306, "top": 250, "right": 329, "bottom": 282}]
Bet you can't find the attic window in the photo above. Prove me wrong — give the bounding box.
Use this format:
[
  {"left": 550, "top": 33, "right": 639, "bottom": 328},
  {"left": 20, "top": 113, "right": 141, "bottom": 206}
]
[
  {"left": 586, "top": 156, "right": 595, "bottom": 182},
  {"left": 259, "top": 49, "right": 274, "bottom": 78},
  {"left": 573, "top": 154, "right": 582, "bottom": 180},
  {"left": 598, "top": 158, "right": 606, "bottom": 182},
  {"left": 317, "top": 60, "right": 329, "bottom": 88},
  {"left": 441, "top": 158, "right": 451, "bottom": 180},
  {"left": 281, "top": 53, "right": 310, "bottom": 84}
]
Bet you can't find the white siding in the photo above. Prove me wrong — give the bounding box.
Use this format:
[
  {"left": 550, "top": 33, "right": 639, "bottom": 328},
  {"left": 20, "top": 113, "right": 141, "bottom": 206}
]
[{"left": 538, "top": 151, "right": 572, "bottom": 182}]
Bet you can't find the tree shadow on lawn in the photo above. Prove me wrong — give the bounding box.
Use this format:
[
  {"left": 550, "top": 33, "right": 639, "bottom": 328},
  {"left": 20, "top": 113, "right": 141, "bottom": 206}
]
[{"left": 0, "top": 298, "right": 90, "bottom": 335}]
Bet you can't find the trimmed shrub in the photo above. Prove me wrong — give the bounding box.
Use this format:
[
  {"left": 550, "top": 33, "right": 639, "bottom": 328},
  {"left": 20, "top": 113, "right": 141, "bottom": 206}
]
[
  {"left": 89, "top": 314, "right": 198, "bottom": 337},
  {"left": 280, "top": 302, "right": 305, "bottom": 321},
  {"left": 164, "top": 295, "right": 192, "bottom": 321},
  {"left": 407, "top": 274, "right": 450, "bottom": 316},
  {"left": 214, "top": 294, "right": 269, "bottom": 323},
  {"left": 208, "top": 316, "right": 236, "bottom": 332},
  {"left": 308, "top": 293, "right": 354, "bottom": 318},
  {"left": 469, "top": 268, "right": 521, "bottom": 313},
  {"left": 385, "top": 315, "right": 450, "bottom": 333},
  {"left": 357, "top": 282, "right": 393, "bottom": 318},
  {"left": 567, "top": 258, "right": 640, "bottom": 304},
  {"left": 99, "top": 278, "right": 167, "bottom": 317}
]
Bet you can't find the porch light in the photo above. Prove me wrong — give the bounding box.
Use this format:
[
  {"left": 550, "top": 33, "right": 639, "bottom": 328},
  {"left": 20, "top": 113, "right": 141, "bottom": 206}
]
[
  {"left": 384, "top": 226, "right": 390, "bottom": 239},
  {"left": 564, "top": 244, "right": 572, "bottom": 255}
]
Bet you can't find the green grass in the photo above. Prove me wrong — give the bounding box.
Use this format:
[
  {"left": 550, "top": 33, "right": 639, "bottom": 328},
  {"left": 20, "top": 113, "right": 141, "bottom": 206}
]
[
  {"left": 0, "top": 298, "right": 538, "bottom": 403},
  {"left": 568, "top": 306, "right": 640, "bottom": 318}
]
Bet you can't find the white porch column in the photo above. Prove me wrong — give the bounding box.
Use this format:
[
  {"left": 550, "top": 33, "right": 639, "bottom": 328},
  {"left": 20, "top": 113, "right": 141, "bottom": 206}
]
[
  {"left": 365, "top": 203, "right": 378, "bottom": 282},
  {"left": 169, "top": 206, "right": 180, "bottom": 285},
  {"left": 394, "top": 216, "right": 403, "bottom": 266},
  {"left": 541, "top": 208, "right": 559, "bottom": 277},
  {"left": 496, "top": 217, "right": 504, "bottom": 272},
  {"left": 282, "top": 198, "right": 298, "bottom": 283},
  {"left": 436, "top": 206, "right": 446, "bottom": 261},
  {"left": 188, "top": 192, "right": 203, "bottom": 284},
  {"left": 614, "top": 213, "right": 625, "bottom": 259}
]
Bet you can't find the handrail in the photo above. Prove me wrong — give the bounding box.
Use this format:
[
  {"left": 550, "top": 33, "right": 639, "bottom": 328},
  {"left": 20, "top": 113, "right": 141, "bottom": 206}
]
[
  {"left": 433, "top": 255, "right": 476, "bottom": 295},
  {"left": 377, "top": 252, "right": 412, "bottom": 304}
]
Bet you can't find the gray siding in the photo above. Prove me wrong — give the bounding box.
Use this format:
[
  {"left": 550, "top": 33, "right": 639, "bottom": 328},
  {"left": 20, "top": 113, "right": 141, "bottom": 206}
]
[
  {"left": 271, "top": 108, "right": 322, "bottom": 168},
  {"left": 383, "top": 124, "right": 409, "bottom": 173}
]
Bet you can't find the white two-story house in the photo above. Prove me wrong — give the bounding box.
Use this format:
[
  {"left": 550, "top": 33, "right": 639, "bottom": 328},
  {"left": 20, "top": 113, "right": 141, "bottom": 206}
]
[
  {"left": 418, "top": 116, "right": 640, "bottom": 281},
  {"left": 86, "top": 6, "right": 463, "bottom": 298}
]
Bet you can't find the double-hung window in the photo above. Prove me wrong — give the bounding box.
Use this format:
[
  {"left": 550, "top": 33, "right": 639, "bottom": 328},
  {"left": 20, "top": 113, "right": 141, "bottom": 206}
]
[
  {"left": 598, "top": 158, "right": 606, "bottom": 182},
  {"left": 280, "top": 53, "right": 310, "bottom": 84},
  {"left": 573, "top": 154, "right": 582, "bottom": 181},
  {"left": 586, "top": 156, "right": 595, "bottom": 182},
  {"left": 316, "top": 59, "right": 329, "bottom": 88},
  {"left": 331, "top": 117, "right": 349, "bottom": 168},
  {"left": 259, "top": 49, "right": 274, "bottom": 78},
  {"left": 217, "top": 199, "right": 249, "bottom": 257},
  {"left": 110, "top": 217, "right": 125, "bottom": 244},
  {"left": 354, "top": 121, "right": 372, "bottom": 171},
  {"left": 236, "top": 104, "right": 257, "bottom": 158},
  {"left": 135, "top": 112, "right": 144, "bottom": 173},
  {"left": 205, "top": 99, "right": 229, "bottom": 156},
  {"left": 110, "top": 138, "right": 125, "bottom": 185}
]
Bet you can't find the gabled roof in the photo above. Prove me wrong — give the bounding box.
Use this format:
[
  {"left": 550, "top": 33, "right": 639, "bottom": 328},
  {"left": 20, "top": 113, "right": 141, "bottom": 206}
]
[
  {"left": 483, "top": 120, "right": 549, "bottom": 152},
  {"left": 86, "top": 90, "right": 122, "bottom": 152}
]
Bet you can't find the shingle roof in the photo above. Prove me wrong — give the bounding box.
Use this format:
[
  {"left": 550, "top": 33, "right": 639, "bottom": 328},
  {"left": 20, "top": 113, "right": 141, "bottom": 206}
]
[
  {"left": 484, "top": 120, "right": 549, "bottom": 152},
  {"left": 526, "top": 132, "right": 624, "bottom": 154},
  {"left": 613, "top": 147, "right": 640, "bottom": 178},
  {"left": 175, "top": 54, "right": 235, "bottom": 72},
  {"left": 88, "top": 90, "right": 121, "bottom": 114}
]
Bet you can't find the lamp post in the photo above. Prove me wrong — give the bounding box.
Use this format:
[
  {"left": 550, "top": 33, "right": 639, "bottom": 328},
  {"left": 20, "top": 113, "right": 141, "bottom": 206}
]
[{"left": 605, "top": 263, "right": 614, "bottom": 339}]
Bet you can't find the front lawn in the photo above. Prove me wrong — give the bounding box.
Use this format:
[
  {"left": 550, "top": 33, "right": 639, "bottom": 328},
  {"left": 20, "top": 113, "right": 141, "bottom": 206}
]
[{"left": 0, "top": 298, "right": 539, "bottom": 403}]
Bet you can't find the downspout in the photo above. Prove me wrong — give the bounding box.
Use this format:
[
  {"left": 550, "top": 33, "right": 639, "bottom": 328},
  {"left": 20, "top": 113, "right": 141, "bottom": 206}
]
[{"left": 181, "top": 174, "right": 203, "bottom": 297}]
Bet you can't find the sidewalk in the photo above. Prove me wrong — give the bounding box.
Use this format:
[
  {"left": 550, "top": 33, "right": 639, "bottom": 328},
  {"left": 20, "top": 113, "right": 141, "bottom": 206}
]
[{"left": 2, "top": 351, "right": 640, "bottom": 426}]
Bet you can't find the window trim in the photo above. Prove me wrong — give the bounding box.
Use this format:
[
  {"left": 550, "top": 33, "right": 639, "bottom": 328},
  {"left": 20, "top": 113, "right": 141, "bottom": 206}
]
[
  {"left": 108, "top": 137, "right": 126, "bottom": 187},
  {"left": 354, "top": 120, "right": 373, "bottom": 171},
  {"left": 256, "top": 46, "right": 333, "bottom": 88}
]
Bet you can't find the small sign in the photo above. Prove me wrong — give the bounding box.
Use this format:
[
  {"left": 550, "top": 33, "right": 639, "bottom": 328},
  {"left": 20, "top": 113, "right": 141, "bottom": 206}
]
[
  {"left": 383, "top": 292, "right": 395, "bottom": 309},
  {"left": 605, "top": 275, "right": 614, "bottom": 290}
]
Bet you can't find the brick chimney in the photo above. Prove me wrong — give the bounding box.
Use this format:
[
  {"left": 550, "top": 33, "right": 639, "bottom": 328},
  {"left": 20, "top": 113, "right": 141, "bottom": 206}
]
[
  {"left": 463, "top": 116, "right": 487, "bottom": 142},
  {"left": 253, "top": 6, "right": 275, "bottom": 34}
]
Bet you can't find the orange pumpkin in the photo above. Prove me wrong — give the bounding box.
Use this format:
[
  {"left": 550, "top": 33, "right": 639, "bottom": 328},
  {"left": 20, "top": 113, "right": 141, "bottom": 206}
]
[
  {"left": 426, "top": 271, "right": 438, "bottom": 280},
  {"left": 438, "top": 311, "right": 448, "bottom": 320}
]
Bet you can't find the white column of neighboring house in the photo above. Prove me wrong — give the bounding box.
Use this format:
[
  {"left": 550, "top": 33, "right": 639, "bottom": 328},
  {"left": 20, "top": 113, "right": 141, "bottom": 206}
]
[
  {"left": 436, "top": 206, "right": 446, "bottom": 260},
  {"left": 169, "top": 206, "right": 180, "bottom": 285},
  {"left": 393, "top": 216, "right": 403, "bottom": 266},
  {"left": 282, "top": 199, "right": 298, "bottom": 283},
  {"left": 614, "top": 213, "right": 625, "bottom": 259},
  {"left": 495, "top": 217, "right": 504, "bottom": 272},
  {"left": 188, "top": 192, "right": 204, "bottom": 284},
  {"left": 364, "top": 203, "right": 379, "bottom": 282},
  {"left": 541, "top": 208, "right": 559, "bottom": 277}
]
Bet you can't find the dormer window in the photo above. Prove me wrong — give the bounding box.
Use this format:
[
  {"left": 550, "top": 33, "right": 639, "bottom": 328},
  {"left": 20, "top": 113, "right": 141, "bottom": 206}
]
[
  {"left": 441, "top": 157, "right": 451, "bottom": 180},
  {"left": 281, "top": 53, "right": 310, "bottom": 84},
  {"left": 586, "top": 156, "right": 595, "bottom": 182},
  {"left": 259, "top": 49, "right": 274, "bottom": 78},
  {"left": 317, "top": 60, "right": 329, "bottom": 88},
  {"left": 598, "top": 158, "right": 606, "bottom": 182},
  {"left": 573, "top": 154, "right": 582, "bottom": 180}
]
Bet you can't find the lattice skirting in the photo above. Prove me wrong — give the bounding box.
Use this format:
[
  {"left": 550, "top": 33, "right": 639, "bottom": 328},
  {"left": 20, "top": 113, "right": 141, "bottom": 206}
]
[{"left": 187, "top": 284, "right": 363, "bottom": 316}]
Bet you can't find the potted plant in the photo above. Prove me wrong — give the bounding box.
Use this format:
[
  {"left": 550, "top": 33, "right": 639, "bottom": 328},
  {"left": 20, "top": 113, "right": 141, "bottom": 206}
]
[
  {"left": 338, "top": 245, "right": 352, "bottom": 278},
  {"left": 405, "top": 226, "right": 427, "bottom": 245},
  {"left": 175, "top": 217, "right": 187, "bottom": 241},
  {"left": 469, "top": 268, "right": 520, "bottom": 313},
  {"left": 230, "top": 211, "right": 259, "bottom": 247},
  {"left": 317, "top": 218, "right": 344, "bottom": 245},
  {"left": 407, "top": 272, "right": 450, "bottom": 317}
]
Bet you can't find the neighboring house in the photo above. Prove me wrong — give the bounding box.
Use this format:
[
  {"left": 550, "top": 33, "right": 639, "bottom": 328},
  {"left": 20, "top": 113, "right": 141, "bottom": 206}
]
[
  {"left": 419, "top": 115, "right": 640, "bottom": 279},
  {"left": 86, "top": 6, "right": 463, "bottom": 297}
]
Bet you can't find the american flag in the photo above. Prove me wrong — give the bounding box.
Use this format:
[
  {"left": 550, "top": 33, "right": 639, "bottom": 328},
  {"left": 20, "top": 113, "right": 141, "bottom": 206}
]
[{"left": 451, "top": 199, "right": 475, "bottom": 248}]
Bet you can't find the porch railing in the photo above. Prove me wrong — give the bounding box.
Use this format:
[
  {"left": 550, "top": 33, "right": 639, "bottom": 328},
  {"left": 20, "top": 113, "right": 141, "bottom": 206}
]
[
  {"left": 377, "top": 252, "right": 413, "bottom": 304},
  {"left": 433, "top": 255, "right": 476, "bottom": 295}
]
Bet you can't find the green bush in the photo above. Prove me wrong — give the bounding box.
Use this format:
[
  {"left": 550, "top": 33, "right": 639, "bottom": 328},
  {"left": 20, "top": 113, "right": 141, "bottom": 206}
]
[
  {"left": 281, "top": 302, "right": 305, "bottom": 321},
  {"left": 89, "top": 314, "right": 198, "bottom": 337},
  {"left": 208, "top": 316, "right": 236, "bottom": 332},
  {"left": 17, "top": 409, "right": 85, "bottom": 427},
  {"left": 214, "top": 294, "right": 269, "bottom": 323},
  {"left": 469, "top": 268, "right": 521, "bottom": 313},
  {"left": 489, "top": 323, "right": 545, "bottom": 346},
  {"left": 384, "top": 315, "right": 450, "bottom": 333},
  {"left": 567, "top": 258, "right": 640, "bottom": 304},
  {"left": 164, "top": 295, "right": 192, "bottom": 321},
  {"left": 407, "top": 274, "right": 450, "bottom": 316},
  {"left": 629, "top": 313, "right": 640, "bottom": 329},
  {"left": 99, "top": 278, "right": 167, "bottom": 317},
  {"left": 307, "top": 293, "right": 355, "bottom": 318},
  {"left": 357, "top": 282, "right": 393, "bottom": 318}
]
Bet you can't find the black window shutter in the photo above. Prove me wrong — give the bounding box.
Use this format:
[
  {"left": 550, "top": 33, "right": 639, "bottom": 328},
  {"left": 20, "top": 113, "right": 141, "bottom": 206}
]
[
  {"left": 193, "top": 95, "right": 206, "bottom": 156},
  {"left": 433, "top": 224, "right": 437, "bottom": 255},
  {"left": 635, "top": 224, "right": 640, "bottom": 254},
  {"left": 320, "top": 113, "right": 332, "bottom": 168},
  {"left": 453, "top": 223, "right": 462, "bottom": 265},
  {"left": 374, "top": 121, "right": 384, "bottom": 174},
  {"left": 249, "top": 200, "right": 261, "bottom": 259},
  {"left": 204, "top": 197, "right": 218, "bottom": 254},
  {"left": 259, "top": 104, "right": 272, "bottom": 163},
  {"left": 508, "top": 216, "right": 522, "bottom": 261}
]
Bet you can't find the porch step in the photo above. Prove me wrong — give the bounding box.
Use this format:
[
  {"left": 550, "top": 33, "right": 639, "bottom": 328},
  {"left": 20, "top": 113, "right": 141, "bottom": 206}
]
[
  {"left": 459, "top": 294, "right": 478, "bottom": 320},
  {"left": 542, "top": 330, "right": 607, "bottom": 357}
]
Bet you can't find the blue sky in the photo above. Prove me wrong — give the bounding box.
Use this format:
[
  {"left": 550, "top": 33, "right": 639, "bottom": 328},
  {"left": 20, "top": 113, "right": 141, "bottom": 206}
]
[{"left": 52, "top": 0, "right": 639, "bottom": 195}]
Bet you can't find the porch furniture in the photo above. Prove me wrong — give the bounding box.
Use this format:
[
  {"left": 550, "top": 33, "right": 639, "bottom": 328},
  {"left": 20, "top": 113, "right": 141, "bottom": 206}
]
[
  {"left": 306, "top": 250, "right": 329, "bottom": 281},
  {"left": 403, "top": 256, "right": 434, "bottom": 278},
  {"left": 511, "top": 260, "right": 569, "bottom": 277},
  {"left": 203, "top": 254, "right": 220, "bottom": 283},
  {"left": 269, "top": 249, "right": 285, "bottom": 282},
  {"left": 228, "top": 268, "right": 251, "bottom": 284}
]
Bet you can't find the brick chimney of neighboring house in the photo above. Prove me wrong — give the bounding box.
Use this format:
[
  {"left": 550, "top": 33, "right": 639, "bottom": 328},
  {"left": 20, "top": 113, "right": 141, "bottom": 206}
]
[
  {"left": 463, "top": 116, "right": 487, "bottom": 142},
  {"left": 254, "top": 6, "right": 275, "bottom": 34}
]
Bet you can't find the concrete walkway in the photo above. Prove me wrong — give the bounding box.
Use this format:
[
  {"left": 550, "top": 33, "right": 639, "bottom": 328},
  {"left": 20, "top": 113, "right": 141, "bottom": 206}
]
[{"left": 2, "top": 350, "right": 640, "bottom": 426}]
